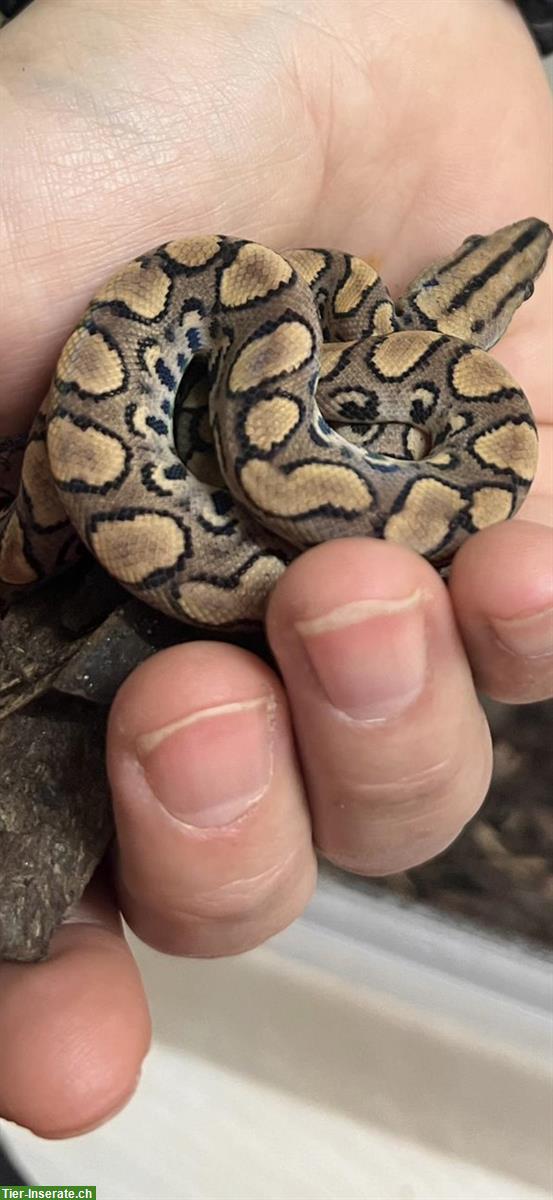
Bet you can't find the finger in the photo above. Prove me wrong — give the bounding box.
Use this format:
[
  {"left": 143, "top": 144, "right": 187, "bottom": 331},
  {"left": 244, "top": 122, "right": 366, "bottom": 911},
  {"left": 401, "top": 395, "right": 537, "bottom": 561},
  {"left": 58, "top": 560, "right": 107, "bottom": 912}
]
[
  {"left": 0, "top": 872, "right": 150, "bottom": 1138},
  {"left": 517, "top": 424, "right": 553, "bottom": 527},
  {"left": 107, "top": 642, "right": 315, "bottom": 958},
  {"left": 513, "top": 424, "right": 551, "bottom": 532},
  {"left": 449, "top": 520, "right": 553, "bottom": 703},
  {"left": 266, "top": 539, "right": 492, "bottom": 876}
]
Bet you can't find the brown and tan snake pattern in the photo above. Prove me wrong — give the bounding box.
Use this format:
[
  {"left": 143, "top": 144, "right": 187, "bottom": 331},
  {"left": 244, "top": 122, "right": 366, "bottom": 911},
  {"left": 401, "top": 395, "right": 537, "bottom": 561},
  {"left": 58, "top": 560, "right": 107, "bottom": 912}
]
[{"left": 0, "top": 218, "right": 551, "bottom": 626}]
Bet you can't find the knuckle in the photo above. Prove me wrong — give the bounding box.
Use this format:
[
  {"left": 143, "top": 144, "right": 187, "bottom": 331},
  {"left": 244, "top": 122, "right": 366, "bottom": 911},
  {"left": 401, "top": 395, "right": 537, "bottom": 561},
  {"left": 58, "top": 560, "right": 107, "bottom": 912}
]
[
  {"left": 119, "top": 846, "right": 309, "bottom": 957},
  {"left": 188, "top": 852, "right": 299, "bottom": 924},
  {"left": 337, "top": 715, "right": 493, "bottom": 816},
  {"left": 127, "top": 846, "right": 303, "bottom": 931}
]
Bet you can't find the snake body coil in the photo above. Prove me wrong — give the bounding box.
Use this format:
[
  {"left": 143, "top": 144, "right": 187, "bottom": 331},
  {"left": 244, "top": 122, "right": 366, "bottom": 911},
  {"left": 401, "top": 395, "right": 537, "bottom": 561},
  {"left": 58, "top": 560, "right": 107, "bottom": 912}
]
[{"left": 0, "top": 219, "right": 551, "bottom": 626}]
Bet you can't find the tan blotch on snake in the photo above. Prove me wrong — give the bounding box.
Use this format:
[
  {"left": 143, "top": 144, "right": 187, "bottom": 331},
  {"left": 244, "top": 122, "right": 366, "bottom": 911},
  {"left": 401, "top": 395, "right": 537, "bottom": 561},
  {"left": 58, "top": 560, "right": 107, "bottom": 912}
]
[{"left": 0, "top": 218, "right": 551, "bottom": 627}]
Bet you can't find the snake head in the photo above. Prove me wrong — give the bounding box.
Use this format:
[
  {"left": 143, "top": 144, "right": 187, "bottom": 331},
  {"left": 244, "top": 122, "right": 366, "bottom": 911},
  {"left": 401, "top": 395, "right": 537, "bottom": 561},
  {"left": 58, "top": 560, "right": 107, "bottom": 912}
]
[{"left": 396, "top": 218, "right": 552, "bottom": 350}]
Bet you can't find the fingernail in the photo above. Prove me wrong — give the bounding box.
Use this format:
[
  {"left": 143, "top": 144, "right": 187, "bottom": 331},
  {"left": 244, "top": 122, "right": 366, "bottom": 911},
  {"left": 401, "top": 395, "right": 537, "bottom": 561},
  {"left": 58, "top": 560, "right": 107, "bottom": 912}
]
[
  {"left": 491, "top": 606, "right": 553, "bottom": 659},
  {"left": 296, "top": 590, "right": 427, "bottom": 720},
  {"left": 135, "top": 697, "right": 274, "bottom": 826}
]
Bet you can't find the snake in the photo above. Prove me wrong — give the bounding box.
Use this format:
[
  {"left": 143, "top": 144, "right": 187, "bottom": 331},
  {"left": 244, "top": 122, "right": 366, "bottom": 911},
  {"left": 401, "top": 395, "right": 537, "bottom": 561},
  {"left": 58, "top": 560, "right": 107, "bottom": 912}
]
[{"left": 0, "top": 217, "right": 551, "bottom": 628}]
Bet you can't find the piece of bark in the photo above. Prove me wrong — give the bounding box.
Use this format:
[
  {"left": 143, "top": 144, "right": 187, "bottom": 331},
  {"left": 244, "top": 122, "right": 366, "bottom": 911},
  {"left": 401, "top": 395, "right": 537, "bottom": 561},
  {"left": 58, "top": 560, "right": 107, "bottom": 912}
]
[
  {"left": 53, "top": 598, "right": 193, "bottom": 705},
  {"left": 54, "top": 596, "right": 274, "bottom": 705},
  {"left": 0, "top": 692, "right": 112, "bottom": 962},
  {"left": 0, "top": 563, "right": 126, "bottom": 717}
]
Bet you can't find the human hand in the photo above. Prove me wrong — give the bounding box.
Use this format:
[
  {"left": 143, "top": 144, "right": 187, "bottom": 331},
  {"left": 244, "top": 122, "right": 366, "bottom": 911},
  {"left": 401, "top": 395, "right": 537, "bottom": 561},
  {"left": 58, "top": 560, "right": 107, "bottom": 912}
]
[{"left": 0, "top": 0, "right": 551, "bottom": 1137}]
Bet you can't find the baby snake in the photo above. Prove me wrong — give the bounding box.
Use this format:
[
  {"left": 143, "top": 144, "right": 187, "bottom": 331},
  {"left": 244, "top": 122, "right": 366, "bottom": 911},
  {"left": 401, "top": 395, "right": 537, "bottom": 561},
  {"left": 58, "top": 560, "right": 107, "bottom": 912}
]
[{"left": 0, "top": 218, "right": 551, "bottom": 627}]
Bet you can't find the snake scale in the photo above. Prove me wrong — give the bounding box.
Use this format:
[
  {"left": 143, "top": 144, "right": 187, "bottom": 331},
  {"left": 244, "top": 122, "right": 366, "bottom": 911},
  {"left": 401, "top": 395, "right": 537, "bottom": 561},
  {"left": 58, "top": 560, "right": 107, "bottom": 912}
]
[{"left": 0, "top": 218, "right": 551, "bottom": 627}]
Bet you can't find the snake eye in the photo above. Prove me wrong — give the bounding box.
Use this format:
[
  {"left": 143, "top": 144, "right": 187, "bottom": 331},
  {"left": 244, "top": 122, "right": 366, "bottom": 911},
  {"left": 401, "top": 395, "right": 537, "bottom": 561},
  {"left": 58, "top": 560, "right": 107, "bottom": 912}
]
[
  {"left": 463, "top": 234, "right": 483, "bottom": 248},
  {"left": 524, "top": 280, "right": 534, "bottom": 300},
  {"left": 471, "top": 318, "right": 485, "bottom": 334}
]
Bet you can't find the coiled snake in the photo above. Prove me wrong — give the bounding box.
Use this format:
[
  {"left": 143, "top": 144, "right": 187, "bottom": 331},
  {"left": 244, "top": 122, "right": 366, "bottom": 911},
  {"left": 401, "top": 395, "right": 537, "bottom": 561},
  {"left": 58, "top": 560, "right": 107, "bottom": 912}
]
[{"left": 0, "top": 218, "right": 551, "bottom": 627}]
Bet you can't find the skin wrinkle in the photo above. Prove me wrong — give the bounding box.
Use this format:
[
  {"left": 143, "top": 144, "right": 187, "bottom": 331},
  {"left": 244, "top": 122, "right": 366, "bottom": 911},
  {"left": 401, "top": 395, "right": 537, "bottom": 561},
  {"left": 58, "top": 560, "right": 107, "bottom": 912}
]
[
  {"left": 492, "top": 639, "right": 553, "bottom": 663},
  {"left": 297, "top": 63, "right": 374, "bottom": 243},
  {"left": 285, "top": 7, "right": 432, "bottom": 257},
  {"left": 273, "top": 2, "right": 369, "bottom": 73},
  {"left": 325, "top": 758, "right": 472, "bottom": 815},
  {"left": 61, "top": 915, "right": 116, "bottom": 931},
  {"left": 4, "top": 29, "right": 291, "bottom": 232},
  {"left": 276, "top": 4, "right": 396, "bottom": 243},
  {"left": 285, "top": 26, "right": 334, "bottom": 208},
  {"left": 1, "top": 72, "right": 314, "bottom": 272},
  {"left": 120, "top": 846, "right": 303, "bottom": 926},
  {"left": 489, "top": 633, "right": 549, "bottom": 672},
  {"left": 319, "top": 716, "right": 492, "bottom": 814},
  {"left": 320, "top": 751, "right": 493, "bottom": 872}
]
